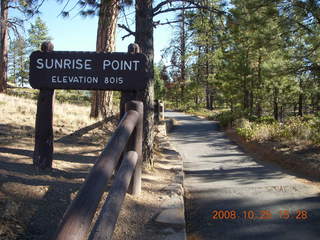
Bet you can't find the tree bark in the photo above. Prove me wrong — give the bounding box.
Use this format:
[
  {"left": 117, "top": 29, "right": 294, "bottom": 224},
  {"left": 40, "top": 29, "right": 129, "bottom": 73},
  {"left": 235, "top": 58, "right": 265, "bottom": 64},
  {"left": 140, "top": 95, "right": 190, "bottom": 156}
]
[
  {"left": 256, "top": 54, "right": 263, "bottom": 117},
  {"left": 0, "top": 0, "right": 9, "bottom": 93},
  {"left": 273, "top": 87, "right": 279, "bottom": 121},
  {"left": 121, "top": 0, "right": 154, "bottom": 165},
  {"left": 298, "top": 78, "right": 303, "bottom": 117},
  {"left": 90, "top": 0, "right": 120, "bottom": 118},
  {"left": 179, "top": 4, "right": 186, "bottom": 102},
  {"left": 136, "top": 0, "right": 154, "bottom": 165}
]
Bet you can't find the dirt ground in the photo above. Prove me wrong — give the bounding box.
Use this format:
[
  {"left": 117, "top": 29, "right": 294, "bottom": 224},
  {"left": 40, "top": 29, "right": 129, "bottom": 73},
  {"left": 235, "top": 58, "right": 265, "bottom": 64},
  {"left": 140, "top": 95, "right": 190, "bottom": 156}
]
[
  {"left": 0, "top": 93, "right": 176, "bottom": 240},
  {"left": 225, "top": 128, "right": 320, "bottom": 183}
]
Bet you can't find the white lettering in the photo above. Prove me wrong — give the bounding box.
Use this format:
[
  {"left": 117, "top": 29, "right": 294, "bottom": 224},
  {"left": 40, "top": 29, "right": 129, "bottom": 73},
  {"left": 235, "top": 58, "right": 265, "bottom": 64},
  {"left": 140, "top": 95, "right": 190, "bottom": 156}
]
[
  {"left": 51, "top": 75, "right": 99, "bottom": 84},
  {"left": 132, "top": 61, "right": 139, "bottom": 71},
  {"left": 36, "top": 59, "right": 44, "bottom": 69},
  {"left": 75, "top": 59, "right": 83, "bottom": 70},
  {"left": 46, "top": 59, "right": 54, "bottom": 69},
  {"left": 104, "top": 76, "right": 124, "bottom": 84},
  {"left": 102, "top": 60, "right": 140, "bottom": 71},
  {"left": 63, "top": 76, "right": 68, "bottom": 83},
  {"left": 64, "top": 59, "right": 72, "bottom": 69},
  {"left": 103, "top": 60, "right": 111, "bottom": 70},
  {"left": 54, "top": 59, "right": 63, "bottom": 69},
  {"left": 111, "top": 60, "right": 120, "bottom": 70},
  {"left": 35, "top": 58, "right": 93, "bottom": 70},
  {"left": 84, "top": 59, "right": 92, "bottom": 70},
  {"left": 124, "top": 61, "right": 131, "bottom": 70}
]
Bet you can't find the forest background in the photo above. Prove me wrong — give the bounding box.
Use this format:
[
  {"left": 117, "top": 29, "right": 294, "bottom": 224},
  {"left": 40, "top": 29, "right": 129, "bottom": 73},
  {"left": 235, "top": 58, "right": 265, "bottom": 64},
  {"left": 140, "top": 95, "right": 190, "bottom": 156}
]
[{"left": 2, "top": 0, "right": 320, "bottom": 157}]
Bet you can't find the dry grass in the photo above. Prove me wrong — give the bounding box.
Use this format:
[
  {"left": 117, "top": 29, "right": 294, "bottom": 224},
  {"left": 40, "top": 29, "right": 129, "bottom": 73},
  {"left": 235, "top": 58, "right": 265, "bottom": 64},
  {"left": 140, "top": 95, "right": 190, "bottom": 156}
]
[
  {"left": 0, "top": 93, "right": 97, "bottom": 137},
  {"left": 0, "top": 93, "right": 110, "bottom": 239},
  {"left": 0, "top": 92, "right": 178, "bottom": 240}
]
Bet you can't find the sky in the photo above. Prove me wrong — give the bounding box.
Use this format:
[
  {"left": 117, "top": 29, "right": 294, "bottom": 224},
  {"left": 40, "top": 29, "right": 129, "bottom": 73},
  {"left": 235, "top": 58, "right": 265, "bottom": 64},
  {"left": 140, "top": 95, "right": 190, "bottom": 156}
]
[{"left": 21, "top": 1, "right": 176, "bottom": 64}]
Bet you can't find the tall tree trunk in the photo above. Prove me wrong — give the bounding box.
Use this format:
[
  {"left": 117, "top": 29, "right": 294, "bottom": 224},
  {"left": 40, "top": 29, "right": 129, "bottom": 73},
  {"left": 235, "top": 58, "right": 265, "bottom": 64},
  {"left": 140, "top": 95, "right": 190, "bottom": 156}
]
[
  {"left": 135, "top": 0, "right": 154, "bottom": 165},
  {"left": 256, "top": 54, "right": 263, "bottom": 117},
  {"left": 0, "top": 0, "right": 8, "bottom": 93},
  {"left": 298, "top": 78, "right": 303, "bottom": 117},
  {"left": 243, "top": 78, "right": 249, "bottom": 110},
  {"left": 298, "top": 93, "right": 303, "bottom": 117},
  {"left": 179, "top": 4, "right": 186, "bottom": 102},
  {"left": 90, "top": 0, "right": 120, "bottom": 118},
  {"left": 205, "top": 45, "right": 211, "bottom": 110},
  {"left": 243, "top": 49, "right": 250, "bottom": 111},
  {"left": 195, "top": 46, "right": 201, "bottom": 106},
  {"left": 121, "top": 0, "right": 154, "bottom": 165},
  {"left": 273, "top": 87, "right": 279, "bottom": 121},
  {"left": 316, "top": 93, "right": 320, "bottom": 112}
]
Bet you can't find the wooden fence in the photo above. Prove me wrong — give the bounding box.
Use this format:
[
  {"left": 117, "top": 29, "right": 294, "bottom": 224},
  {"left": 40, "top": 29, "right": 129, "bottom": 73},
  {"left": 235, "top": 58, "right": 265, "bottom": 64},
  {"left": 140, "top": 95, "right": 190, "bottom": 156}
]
[{"left": 53, "top": 100, "right": 143, "bottom": 240}]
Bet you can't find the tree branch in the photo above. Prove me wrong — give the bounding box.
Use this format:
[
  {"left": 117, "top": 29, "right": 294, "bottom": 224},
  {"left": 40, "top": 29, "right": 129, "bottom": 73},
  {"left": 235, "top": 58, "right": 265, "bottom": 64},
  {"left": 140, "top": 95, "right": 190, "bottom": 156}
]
[
  {"left": 153, "top": 0, "right": 226, "bottom": 16},
  {"left": 153, "top": 19, "right": 181, "bottom": 28},
  {"left": 154, "top": 6, "right": 198, "bottom": 16},
  {"left": 118, "top": 24, "right": 135, "bottom": 40},
  {"left": 153, "top": 0, "right": 182, "bottom": 14}
]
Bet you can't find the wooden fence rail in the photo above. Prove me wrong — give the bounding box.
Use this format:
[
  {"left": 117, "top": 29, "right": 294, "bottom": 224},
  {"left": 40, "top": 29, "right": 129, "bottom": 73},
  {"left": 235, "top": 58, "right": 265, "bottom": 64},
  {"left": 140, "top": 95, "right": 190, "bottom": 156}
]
[{"left": 53, "top": 100, "right": 143, "bottom": 240}]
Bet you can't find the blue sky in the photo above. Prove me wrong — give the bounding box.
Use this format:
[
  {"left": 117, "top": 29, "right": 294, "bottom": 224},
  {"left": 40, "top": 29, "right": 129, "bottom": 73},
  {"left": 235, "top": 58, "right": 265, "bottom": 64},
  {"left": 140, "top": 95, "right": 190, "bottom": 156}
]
[{"left": 23, "top": 1, "right": 175, "bottom": 63}]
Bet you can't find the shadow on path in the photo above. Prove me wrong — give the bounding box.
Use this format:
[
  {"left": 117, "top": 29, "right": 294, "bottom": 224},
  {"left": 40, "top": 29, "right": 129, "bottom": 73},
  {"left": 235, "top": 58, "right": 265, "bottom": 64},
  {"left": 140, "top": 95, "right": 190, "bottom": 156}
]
[{"left": 167, "top": 112, "right": 320, "bottom": 240}]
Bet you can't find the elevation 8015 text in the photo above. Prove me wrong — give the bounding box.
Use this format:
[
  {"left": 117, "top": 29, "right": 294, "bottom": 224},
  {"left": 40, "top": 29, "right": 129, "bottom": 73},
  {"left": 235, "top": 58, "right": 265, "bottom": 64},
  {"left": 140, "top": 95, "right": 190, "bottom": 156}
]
[{"left": 29, "top": 51, "right": 148, "bottom": 91}]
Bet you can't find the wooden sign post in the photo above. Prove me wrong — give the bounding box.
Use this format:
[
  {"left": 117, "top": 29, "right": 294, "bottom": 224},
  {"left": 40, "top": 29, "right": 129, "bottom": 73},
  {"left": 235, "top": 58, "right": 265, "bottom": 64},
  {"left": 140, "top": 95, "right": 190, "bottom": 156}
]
[
  {"left": 33, "top": 42, "right": 55, "bottom": 170},
  {"left": 30, "top": 43, "right": 148, "bottom": 171}
]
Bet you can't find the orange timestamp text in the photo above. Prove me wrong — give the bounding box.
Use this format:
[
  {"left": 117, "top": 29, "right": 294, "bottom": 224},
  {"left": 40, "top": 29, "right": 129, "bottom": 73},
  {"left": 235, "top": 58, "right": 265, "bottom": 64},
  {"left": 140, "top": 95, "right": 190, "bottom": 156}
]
[{"left": 211, "top": 209, "right": 309, "bottom": 220}]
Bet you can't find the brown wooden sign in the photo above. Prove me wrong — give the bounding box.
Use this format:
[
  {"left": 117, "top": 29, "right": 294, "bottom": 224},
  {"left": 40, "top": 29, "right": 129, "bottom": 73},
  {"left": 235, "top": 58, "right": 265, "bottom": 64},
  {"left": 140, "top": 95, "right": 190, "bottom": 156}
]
[{"left": 29, "top": 51, "right": 148, "bottom": 91}]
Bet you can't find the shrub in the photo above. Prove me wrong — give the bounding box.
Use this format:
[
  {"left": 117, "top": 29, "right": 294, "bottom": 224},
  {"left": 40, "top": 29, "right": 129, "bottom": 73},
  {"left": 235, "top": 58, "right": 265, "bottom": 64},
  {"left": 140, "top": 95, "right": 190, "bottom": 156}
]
[
  {"left": 215, "top": 110, "right": 241, "bottom": 128},
  {"left": 233, "top": 114, "right": 320, "bottom": 145},
  {"left": 234, "top": 118, "right": 251, "bottom": 129},
  {"left": 256, "top": 116, "right": 276, "bottom": 124},
  {"left": 310, "top": 119, "right": 320, "bottom": 144},
  {"left": 278, "top": 117, "right": 310, "bottom": 141}
]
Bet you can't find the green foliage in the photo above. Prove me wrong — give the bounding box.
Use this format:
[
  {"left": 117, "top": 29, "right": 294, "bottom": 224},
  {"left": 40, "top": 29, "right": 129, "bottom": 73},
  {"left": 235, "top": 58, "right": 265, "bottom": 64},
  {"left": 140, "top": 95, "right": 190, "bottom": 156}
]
[
  {"left": 7, "top": 88, "right": 38, "bottom": 100},
  {"left": 214, "top": 110, "right": 243, "bottom": 128},
  {"left": 55, "top": 90, "right": 91, "bottom": 105},
  {"left": 163, "top": 0, "right": 320, "bottom": 130},
  {"left": 256, "top": 116, "right": 276, "bottom": 124},
  {"left": 310, "top": 119, "right": 320, "bottom": 144},
  {"left": 8, "top": 35, "right": 29, "bottom": 87},
  {"left": 8, "top": 17, "right": 51, "bottom": 87},
  {"left": 154, "top": 64, "right": 165, "bottom": 100},
  {"left": 27, "top": 17, "right": 52, "bottom": 52},
  {"left": 234, "top": 115, "right": 320, "bottom": 145}
]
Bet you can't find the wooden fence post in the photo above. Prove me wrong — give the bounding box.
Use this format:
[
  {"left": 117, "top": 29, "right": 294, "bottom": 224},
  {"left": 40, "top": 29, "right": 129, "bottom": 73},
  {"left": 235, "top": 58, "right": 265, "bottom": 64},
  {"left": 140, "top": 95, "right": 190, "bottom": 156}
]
[
  {"left": 126, "top": 100, "right": 143, "bottom": 195},
  {"left": 89, "top": 151, "right": 138, "bottom": 240},
  {"left": 33, "top": 41, "right": 55, "bottom": 170},
  {"left": 119, "top": 43, "right": 141, "bottom": 120},
  {"left": 53, "top": 111, "right": 140, "bottom": 240}
]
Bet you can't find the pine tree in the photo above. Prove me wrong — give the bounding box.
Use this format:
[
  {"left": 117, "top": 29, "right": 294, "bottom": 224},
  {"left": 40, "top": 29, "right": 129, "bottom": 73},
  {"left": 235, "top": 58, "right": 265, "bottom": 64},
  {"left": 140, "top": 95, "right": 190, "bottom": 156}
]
[
  {"left": 8, "top": 35, "right": 28, "bottom": 87},
  {"left": 0, "top": 0, "right": 42, "bottom": 92},
  {"left": 27, "top": 16, "right": 52, "bottom": 52}
]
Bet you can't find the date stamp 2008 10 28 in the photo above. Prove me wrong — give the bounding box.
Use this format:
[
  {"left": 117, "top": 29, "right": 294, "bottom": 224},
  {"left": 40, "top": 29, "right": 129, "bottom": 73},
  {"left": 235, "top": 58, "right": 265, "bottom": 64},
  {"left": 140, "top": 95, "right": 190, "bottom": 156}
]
[{"left": 211, "top": 209, "right": 309, "bottom": 220}]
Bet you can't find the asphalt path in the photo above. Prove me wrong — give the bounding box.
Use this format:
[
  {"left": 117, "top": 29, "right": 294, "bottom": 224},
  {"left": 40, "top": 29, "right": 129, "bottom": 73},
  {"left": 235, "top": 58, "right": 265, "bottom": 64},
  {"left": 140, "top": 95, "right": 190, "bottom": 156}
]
[{"left": 166, "top": 111, "right": 320, "bottom": 240}]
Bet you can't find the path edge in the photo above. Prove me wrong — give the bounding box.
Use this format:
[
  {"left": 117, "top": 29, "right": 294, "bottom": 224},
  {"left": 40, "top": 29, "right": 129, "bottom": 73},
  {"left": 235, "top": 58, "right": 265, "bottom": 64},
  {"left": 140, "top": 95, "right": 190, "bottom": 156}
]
[{"left": 155, "top": 119, "right": 186, "bottom": 240}]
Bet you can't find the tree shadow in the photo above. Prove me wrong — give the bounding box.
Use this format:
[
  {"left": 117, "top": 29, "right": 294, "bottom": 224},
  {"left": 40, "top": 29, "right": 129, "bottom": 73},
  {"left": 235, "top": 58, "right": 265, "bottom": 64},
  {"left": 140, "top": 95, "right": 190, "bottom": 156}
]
[
  {"left": 168, "top": 112, "right": 320, "bottom": 239},
  {"left": 185, "top": 189, "right": 320, "bottom": 240},
  {"left": 0, "top": 119, "right": 116, "bottom": 239}
]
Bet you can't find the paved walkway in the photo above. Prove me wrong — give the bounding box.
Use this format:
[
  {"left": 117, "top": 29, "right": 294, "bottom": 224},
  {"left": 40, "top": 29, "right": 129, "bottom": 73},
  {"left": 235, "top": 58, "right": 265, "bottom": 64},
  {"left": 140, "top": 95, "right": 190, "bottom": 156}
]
[{"left": 167, "top": 111, "right": 320, "bottom": 240}]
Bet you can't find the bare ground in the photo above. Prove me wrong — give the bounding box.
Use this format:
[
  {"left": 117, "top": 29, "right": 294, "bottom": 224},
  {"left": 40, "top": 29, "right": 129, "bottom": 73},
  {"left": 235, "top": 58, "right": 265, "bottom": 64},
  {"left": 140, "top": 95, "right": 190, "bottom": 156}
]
[
  {"left": 0, "top": 93, "right": 177, "bottom": 240},
  {"left": 225, "top": 128, "right": 320, "bottom": 183}
]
